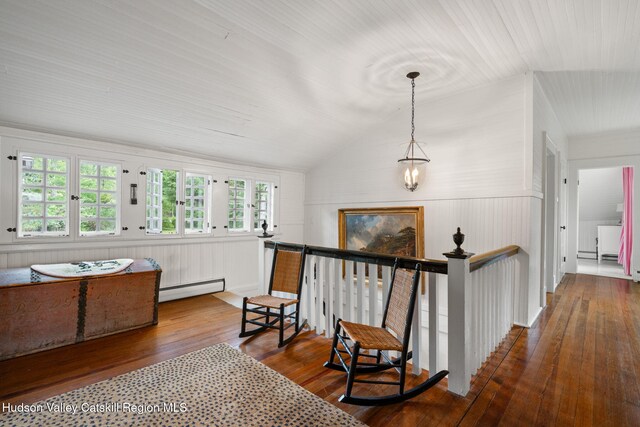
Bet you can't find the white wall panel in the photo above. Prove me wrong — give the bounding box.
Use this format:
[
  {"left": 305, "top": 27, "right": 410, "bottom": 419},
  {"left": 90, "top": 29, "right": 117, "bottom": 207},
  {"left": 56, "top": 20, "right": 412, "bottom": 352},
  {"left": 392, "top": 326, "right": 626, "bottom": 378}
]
[
  {"left": 178, "top": 242, "right": 224, "bottom": 285},
  {"left": 305, "top": 76, "right": 528, "bottom": 206},
  {"left": 578, "top": 167, "right": 624, "bottom": 221},
  {"left": 223, "top": 240, "right": 259, "bottom": 293},
  {"left": 277, "top": 170, "right": 305, "bottom": 244},
  {"left": 279, "top": 171, "right": 305, "bottom": 224},
  {"left": 532, "top": 73, "right": 569, "bottom": 194},
  {"left": 305, "top": 196, "right": 534, "bottom": 327},
  {"left": 277, "top": 224, "right": 304, "bottom": 245},
  {"left": 108, "top": 245, "right": 181, "bottom": 288},
  {"left": 7, "top": 248, "right": 111, "bottom": 268},
  {"left": 526, "top": 197, "right": 543, "bottom": 324}
]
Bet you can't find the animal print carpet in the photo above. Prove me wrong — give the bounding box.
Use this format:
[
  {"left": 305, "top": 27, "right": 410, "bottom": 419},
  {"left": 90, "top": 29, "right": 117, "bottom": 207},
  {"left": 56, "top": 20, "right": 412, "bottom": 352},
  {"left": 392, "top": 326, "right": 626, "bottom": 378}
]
[{"left": 1, "top": 343, "right": 365, "bottom": 426}]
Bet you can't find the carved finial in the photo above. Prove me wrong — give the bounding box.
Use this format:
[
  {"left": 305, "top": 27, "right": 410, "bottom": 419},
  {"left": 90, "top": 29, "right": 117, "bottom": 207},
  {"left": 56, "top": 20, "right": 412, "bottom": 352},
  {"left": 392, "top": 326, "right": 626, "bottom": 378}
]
[
  {"left": 443, "top": 227, "right": 472, "bottom": 259},
  {"left": 453, "top": 227, "right": 465, "bottom": 255},
  {"left": 257, "top": 219, "right": 274, "bottom": 239}
]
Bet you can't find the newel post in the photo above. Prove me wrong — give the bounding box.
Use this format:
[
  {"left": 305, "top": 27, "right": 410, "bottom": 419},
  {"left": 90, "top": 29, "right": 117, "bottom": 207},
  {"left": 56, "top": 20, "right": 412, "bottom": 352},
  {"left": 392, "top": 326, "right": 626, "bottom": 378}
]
[
  {"left": 444, "top": 227, "right": 474, "bottom": 396},
  {"left": 257, "top": 220, "right": 274, "bottom": 295}
]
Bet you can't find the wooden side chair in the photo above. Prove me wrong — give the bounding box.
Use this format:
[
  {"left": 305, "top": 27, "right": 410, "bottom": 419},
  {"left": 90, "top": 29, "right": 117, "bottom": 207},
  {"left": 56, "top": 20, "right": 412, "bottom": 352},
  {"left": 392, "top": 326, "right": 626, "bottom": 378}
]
[
  {"left": 239, "top": 244, "right": 308, "bottom": 347},
  {"left": 324, "top": 261, "right": 448, "bottom": 405}
]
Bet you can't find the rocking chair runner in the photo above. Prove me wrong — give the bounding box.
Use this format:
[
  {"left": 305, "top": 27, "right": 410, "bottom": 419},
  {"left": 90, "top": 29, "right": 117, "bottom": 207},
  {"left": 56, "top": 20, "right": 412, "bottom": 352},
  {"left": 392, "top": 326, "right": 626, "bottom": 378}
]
[
  {"left": 324, "top": 261, "right": 449, "bottom": 406},
  {"left": 239, "top": 244, "right": 308, "bottom": 347}
]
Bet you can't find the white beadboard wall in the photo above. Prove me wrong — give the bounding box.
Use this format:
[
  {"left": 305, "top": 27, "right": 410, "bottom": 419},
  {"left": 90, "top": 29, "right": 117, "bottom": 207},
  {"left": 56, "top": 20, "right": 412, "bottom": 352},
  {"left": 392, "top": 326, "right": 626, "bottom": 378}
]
[
  {"left": 305, "top": 75, "right": 529, "bottom": 205},
  {"left": 305, "top": 75, "right": 544, "bottom": 327},
  {"left": 529, "top": 73, "right": 570, "bottom": 296},
  {"left": 0, "top": 127, "right": 305, "bottom": 299},
  {"left": 532, "top": 72, "right": 569, "bottom": 193},
  {"left": 305, "top": 197, "right": 534, "bottom": 327}
]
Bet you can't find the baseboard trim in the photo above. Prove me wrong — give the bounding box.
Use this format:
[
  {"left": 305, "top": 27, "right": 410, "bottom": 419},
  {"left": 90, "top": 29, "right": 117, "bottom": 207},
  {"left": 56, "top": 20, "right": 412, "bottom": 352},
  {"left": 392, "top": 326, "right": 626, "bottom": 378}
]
[
  {"left": 159, "top": 280, "right": 225, "bottom": 302},
  {"left": 519, "top": 306, "right": 544, "bottom": 328},
  {"left": 227, "top": 283, "right": 260, "bottom": 297}
]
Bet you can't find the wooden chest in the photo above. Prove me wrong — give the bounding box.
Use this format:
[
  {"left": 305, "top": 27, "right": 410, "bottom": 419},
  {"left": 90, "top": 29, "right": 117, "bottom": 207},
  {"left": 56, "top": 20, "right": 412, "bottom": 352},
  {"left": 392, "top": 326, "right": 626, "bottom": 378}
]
[{"left": 0, "top": 258, "right": 161, "bottom": 360}]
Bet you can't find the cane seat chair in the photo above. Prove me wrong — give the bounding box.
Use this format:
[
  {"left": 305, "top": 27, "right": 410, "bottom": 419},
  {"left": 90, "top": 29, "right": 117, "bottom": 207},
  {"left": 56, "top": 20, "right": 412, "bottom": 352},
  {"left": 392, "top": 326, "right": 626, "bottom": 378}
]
[
  {"left": 239, "top": 244, "right": 308, "bottom": 347},
  {"left": 324, "top": 261, "right": 448, "bottom": 405}
]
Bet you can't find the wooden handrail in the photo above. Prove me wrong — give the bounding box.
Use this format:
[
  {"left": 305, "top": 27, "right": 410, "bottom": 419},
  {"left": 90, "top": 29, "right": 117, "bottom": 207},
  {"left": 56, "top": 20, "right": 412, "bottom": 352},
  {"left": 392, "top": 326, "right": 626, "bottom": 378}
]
[
  {"left": 469, "top": 245, "right": 520, "bottom": 272},
  {"left": 264, "top": 241, "right": 448, "bottom": 274},
  {"left": 265, "top": 241, "right": 518, "bottom": 274}
]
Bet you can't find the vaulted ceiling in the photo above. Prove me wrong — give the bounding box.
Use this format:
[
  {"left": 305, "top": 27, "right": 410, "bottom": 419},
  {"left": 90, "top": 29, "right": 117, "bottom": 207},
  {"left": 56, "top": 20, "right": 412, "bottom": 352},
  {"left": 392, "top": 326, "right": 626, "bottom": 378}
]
[{"left": 1, "top": 0, "right": 639, "bottom": 170}]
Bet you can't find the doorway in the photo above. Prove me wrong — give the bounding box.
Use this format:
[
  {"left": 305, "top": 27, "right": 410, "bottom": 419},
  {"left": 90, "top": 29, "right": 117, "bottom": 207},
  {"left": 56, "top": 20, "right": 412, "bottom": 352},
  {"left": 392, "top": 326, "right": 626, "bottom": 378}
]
[
  {"left": 576, "top": 166, "right": 629, "bottom": 279},
  {"left": 542, "top": 139, "right": 559, "bottom": 297}
]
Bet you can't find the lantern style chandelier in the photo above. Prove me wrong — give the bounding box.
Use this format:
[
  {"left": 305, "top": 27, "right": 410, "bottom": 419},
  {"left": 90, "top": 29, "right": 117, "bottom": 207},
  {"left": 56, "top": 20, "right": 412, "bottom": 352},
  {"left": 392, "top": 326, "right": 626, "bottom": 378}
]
[{"left": 397, "top": 71, "right": 429, "bottom": 192}]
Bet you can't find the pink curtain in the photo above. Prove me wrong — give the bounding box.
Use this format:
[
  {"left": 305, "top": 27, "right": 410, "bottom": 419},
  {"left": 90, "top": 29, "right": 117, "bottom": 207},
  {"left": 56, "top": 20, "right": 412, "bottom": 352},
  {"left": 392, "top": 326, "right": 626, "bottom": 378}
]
[{"left": 618, "top": 167, "right": 634, "bottom": 276}]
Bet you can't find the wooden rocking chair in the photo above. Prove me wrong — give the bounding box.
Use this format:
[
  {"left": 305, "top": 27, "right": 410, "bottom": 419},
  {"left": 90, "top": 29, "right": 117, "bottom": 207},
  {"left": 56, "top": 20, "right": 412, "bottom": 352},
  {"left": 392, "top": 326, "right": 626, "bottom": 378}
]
[
  {"left": 239, "top": 244, "right": 308, "bottom": 347},
  {"left": 324, "top": 261, "right": 448, "bottom": 405}
]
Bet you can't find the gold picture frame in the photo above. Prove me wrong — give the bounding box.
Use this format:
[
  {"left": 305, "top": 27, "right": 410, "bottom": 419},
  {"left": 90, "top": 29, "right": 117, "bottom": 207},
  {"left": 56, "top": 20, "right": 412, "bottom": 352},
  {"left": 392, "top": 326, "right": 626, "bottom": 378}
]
[{"left": 338, "top": 207, "right": 425, "bottom": 283}]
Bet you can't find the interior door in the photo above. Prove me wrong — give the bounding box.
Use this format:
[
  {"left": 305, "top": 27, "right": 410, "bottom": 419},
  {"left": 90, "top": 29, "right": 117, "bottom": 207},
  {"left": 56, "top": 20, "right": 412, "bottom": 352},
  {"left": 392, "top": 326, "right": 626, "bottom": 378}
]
[{"left": 559, "top": 157, "right": 568, "bottom": 276}]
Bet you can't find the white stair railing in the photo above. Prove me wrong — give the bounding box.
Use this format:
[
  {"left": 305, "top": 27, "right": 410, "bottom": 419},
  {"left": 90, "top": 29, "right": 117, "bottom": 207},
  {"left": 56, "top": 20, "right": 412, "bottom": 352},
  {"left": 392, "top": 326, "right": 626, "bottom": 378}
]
[{"left": 260, "top": 232, "right": 520, "bottom": 396}]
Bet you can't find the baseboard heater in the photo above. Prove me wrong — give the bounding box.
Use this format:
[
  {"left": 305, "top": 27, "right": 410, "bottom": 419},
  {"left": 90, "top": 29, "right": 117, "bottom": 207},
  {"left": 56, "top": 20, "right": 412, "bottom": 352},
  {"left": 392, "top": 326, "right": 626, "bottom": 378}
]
[
  {"left": 578, "top": 251, "right": 596, "bottom": 260},
  {"left": 160, "top": 278, "right": 226, "bottom": 294}
]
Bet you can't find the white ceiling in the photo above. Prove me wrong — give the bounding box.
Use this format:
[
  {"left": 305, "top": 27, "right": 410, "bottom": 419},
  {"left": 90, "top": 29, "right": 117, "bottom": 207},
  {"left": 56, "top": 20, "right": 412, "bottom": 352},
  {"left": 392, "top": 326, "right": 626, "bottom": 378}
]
[
  {"left": 1, "top": 0, "right": 640, "bottom": 170},
  {"left": 536, "top": 71, "right": 640, "bottom": 138},
  {"left": 578, "top": 167, "right": 624, "bottom": 221}
]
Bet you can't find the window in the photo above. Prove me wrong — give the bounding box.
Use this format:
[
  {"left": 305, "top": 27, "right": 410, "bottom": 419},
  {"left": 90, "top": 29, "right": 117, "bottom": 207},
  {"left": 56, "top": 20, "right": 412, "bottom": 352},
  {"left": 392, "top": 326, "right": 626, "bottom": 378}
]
[
  {"left": 253, "top": 181, "right": 273, "bottom": 231},
  {"left": 228, "top": 178, "right": 249, "bottom": 232},
  {"left": 18, "top": 153, "right": 69, "bottom": 237},
  {"left": 79, "top": 160, "right": 120, "bottom": 236},
  {"left": 228, "top": 178, "right": 275, "bottom": 233},
  {"left": 146, "top": 168, "right": 179, "bottom": 234},
  {"left": 146, "top": 169, "right": 162, "bottom": 233},
  {"left": 184, "top": 173, "right": 210, "bottom": 234}
]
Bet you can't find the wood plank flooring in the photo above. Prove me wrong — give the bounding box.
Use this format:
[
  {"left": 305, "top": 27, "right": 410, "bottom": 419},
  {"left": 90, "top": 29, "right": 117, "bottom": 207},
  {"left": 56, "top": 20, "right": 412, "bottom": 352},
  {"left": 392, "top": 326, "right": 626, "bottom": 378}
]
[{"left": 1, "top": 273, "right": 639, "bottom": 425}]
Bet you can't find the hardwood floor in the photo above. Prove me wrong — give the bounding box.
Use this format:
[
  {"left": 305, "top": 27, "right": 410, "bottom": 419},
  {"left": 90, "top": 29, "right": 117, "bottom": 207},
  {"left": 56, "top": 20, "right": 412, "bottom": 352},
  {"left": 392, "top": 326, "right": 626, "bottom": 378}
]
[{"left": 1, "top": 273, "right": 639, "bottom": 426}]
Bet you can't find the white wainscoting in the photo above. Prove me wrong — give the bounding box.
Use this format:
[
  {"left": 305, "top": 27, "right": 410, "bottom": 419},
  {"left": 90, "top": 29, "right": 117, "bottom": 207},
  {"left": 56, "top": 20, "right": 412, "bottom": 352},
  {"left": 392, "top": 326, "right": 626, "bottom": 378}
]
[
  {"left": 1, "top": 240, "right": 249, "bottom": 299},
  {"left": 0, "top": 229, "right": 305, "bottom": 301},
  {"left": 304, "top": 195, "right": 541, "bottom": 369}
]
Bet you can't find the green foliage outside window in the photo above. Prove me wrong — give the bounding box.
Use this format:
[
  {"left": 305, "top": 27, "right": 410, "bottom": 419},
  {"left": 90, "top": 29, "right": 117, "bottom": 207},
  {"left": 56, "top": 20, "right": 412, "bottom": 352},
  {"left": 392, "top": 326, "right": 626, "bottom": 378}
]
[{"left": 161, "top": 170, "right": 177, "bottom": 233}]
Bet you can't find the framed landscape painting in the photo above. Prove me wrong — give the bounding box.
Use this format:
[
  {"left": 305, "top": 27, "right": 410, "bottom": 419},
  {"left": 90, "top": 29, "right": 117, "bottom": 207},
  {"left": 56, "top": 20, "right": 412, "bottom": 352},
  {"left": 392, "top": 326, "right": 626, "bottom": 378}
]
[{"left": 338, "top": 206, "right": 424, "bottom": 262}]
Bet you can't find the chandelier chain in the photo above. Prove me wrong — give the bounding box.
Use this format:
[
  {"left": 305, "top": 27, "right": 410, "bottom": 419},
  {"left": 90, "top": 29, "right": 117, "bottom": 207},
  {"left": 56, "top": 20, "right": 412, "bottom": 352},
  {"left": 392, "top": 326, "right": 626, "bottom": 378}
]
[{"left": 410, "top": 77, "right": 415, "bottom": 142}]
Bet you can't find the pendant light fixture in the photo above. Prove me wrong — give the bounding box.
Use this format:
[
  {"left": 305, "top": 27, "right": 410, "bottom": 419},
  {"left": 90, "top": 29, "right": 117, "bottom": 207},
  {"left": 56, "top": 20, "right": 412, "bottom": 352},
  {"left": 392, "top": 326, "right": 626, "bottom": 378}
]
[{"left": 398, "top": 71, "right": 429, "bottom": 192}]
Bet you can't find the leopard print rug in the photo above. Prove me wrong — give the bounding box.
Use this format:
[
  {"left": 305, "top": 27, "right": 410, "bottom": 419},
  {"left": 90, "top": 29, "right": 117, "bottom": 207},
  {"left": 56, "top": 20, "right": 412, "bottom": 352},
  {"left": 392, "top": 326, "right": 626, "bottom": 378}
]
[{"left": 1, "top": 343, "right": 365, "bottom": 426}]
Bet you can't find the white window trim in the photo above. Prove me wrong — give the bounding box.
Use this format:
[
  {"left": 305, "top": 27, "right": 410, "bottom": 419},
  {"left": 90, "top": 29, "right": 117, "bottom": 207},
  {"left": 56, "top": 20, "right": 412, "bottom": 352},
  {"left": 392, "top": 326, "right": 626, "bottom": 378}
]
[
  {"left": 227, "top": 178, "right": 277, "bottom": 235},
  {"left": 227, "top": 177, "right": 251, "bottom": 233},
  {"left": 17, "top": 152, "right": 70, "bottom": 238},
  {"left": 4, "top": 136, "right": 282, "bottom": 245},
  {"left": 78, "top": 159, "right": 122, "bottom": 237},
  {"left": 253, "top": 180, "right": 274, "bottom": 232},
  {"left": 184, "top": 172, "right": 212, "bottom": 234},
  {"left": 146, "top": 168, "right": 163, "bottom": 234}
]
